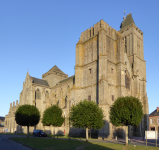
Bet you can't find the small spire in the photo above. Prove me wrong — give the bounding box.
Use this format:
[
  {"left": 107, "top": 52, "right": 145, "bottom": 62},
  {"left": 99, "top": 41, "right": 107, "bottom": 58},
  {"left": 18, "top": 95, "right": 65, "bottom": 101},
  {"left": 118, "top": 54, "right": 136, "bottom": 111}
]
[
  {"left": 123, "top": 10, "right": 126, "bottom": 20},
  {"left": 27, "top": 69, "right": 29, "bottom": 75}
]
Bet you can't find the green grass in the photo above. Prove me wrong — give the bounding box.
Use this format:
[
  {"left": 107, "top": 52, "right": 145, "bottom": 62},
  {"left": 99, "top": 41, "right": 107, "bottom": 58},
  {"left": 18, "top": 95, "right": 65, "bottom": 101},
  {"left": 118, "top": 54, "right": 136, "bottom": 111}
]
[
  {"left": 11, "top": 137, "right": 159, "bottom": 150},
  {"left": 47, "top": 134, "right": 97, "bottom": 140}
]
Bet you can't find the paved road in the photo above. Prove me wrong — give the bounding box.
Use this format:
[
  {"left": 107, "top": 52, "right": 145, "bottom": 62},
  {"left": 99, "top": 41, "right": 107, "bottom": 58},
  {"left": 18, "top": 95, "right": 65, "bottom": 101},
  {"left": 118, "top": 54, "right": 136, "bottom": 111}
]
[{"left": 0, "top": 134, "right": 31, "bottom": 150}]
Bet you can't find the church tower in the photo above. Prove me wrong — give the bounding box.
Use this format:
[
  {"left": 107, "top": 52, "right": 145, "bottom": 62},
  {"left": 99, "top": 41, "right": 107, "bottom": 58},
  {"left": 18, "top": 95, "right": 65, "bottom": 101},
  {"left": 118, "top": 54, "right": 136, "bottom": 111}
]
[
  {"left": 119, "top": 13, "right": 149, "bottom": 135},
  {"left": 75, "top": 13, "right": 149, "bottom": 138}
]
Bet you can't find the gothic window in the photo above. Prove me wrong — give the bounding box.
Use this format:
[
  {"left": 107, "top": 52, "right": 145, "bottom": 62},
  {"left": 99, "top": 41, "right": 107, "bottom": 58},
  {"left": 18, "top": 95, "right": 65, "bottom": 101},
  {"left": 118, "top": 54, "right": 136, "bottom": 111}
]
[
  {"left": 157, "top": 119, "right": 159, "bottom": 124},
  {"left": 57, "top": 100, "right": 59, "bottom": 106},
  {"left": 45, "top": 91, "right": 49, "bottom": 102},
  {"left": 125, "top": 70, "right": 130, "bottom": 90},
  {"left": 65, "top": 97, "right": 67, "bottom": 108},
  {"left": 88, "top": 95, "right": 91, "bottom": 101},
  {"left": 35, "top": 89, "right": 41, "bottom": 99},
  {"left": 112, "top": 95, "right": 114, "bottom": 101},
  {"left": 125, "top": 36, "right": 127, "bottom": 53},
  {"left": 89, "top": 69, "right": 92, "bottom": 74}
]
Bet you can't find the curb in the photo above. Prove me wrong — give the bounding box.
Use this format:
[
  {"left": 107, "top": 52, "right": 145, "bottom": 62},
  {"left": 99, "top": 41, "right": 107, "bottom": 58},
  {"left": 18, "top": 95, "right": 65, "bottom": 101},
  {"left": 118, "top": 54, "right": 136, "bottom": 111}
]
[{"left": 9, "top": 139, "right": 38, "bottom": 150}]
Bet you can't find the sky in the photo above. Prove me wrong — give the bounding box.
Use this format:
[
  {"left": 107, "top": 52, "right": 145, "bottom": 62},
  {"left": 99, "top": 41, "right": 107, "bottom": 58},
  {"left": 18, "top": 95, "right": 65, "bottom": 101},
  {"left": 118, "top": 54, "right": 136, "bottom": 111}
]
[{"left": 0, "top": 0, "right": 159, "bottom": 117}]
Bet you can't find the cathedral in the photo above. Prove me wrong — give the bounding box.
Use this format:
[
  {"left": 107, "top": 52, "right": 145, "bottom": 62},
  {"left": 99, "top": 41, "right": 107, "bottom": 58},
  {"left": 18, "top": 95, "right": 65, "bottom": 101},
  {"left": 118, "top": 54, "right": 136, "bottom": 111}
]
[{"left": 5, "top": 13, "right": 149, "bottom": 138}]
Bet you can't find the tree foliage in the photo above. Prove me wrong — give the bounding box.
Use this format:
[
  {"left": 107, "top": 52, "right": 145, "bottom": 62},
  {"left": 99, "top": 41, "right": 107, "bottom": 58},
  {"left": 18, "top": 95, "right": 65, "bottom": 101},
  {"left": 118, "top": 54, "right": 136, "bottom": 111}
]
[
  {"left": 70, "top": 100, "right": 104, "bottom": 129},
  {"left": 109, "top": 96, "right": 143, "bottom": 127},
  {"left": 15, "top": 104, "right": 40, "bottom": 126},
  {"left": 42, "top": 105, "right": 64, "bottom": 127},
  {"left": 15, "top": 104, "right": 40, "bottom": 137}
]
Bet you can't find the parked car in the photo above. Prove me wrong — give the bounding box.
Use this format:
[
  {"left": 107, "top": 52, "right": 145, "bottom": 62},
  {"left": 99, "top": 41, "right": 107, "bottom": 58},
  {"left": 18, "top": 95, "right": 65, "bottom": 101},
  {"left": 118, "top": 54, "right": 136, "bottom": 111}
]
[
  {"left": 33, "top": 129, "right": 38, "bottom": 135},
  {"left": 34, "top": 129, "right": 47, "bottom": 137}
]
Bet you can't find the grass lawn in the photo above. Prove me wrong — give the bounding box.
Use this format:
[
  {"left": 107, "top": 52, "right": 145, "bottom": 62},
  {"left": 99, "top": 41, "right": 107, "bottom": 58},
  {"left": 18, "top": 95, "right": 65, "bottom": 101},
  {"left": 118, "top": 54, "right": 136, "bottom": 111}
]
[{"left": 11, "top": 137, "right": 159, "bottom": 150}]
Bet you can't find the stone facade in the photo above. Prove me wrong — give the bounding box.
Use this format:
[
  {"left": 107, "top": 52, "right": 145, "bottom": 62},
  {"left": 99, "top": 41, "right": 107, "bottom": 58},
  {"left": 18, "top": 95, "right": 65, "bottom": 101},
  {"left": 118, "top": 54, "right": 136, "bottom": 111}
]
[{"left": 5, "top": 13, "right": 149, "bottom": 138}]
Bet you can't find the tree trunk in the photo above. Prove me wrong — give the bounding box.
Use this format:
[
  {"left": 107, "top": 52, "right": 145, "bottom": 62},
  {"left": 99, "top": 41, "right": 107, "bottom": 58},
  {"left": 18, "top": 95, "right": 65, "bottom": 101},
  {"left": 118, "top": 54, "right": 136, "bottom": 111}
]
[
  {"left": 86, "top": 127, "right": 88, "bottom": 142},
  {"left": 27, "top": 126, "right": 29, "bottom": 138},
  {"left": 90, "top": 128, "right": 91, "bottom": 139},
  {"left": 125, "top": 126, "right": 128, "bottom": 146},
  {"left": 54, "top": 127, "right": 55, "bottom": 139}
]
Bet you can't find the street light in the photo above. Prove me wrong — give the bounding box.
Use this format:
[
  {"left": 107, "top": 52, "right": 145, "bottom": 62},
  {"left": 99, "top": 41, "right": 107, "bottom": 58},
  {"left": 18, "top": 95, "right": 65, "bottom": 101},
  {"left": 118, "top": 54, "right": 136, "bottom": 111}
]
[{"left": 69, "top": 99, "right": 75, "bottom": 140}]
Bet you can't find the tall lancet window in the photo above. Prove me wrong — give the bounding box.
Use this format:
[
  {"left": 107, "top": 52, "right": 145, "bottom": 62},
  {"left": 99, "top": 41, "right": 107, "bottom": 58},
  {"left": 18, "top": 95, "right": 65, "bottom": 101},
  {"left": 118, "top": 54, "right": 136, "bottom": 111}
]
[
  {"left": 45, "top": 91, "right": 49, "bottom": 102},
  {"left": 125, "top": 70, "right": 130, "bottom": 90},
  {"left": 35, "top": 89, "right": 41, "bottom": 99},
  {"left": 65, "top": 96, "right": 67, "bottom": 108},
  {"left": 125, "top": 36, "right": 127, "bottom": 53}
]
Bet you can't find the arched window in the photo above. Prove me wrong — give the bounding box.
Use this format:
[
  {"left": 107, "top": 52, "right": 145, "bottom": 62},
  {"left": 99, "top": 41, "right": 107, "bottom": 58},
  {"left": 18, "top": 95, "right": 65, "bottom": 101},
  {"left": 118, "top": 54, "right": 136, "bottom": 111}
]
[
  {"left": 45, "top": 91, "right": 49, "bottom": 102},
  {"left": 125, "top": 70, "right": 130, "bottom": 90},
  {"left": 35, "top": 89, "right": 41, "bottom": 99},
  {"left": 65, "top": 96, "right": 67, "bottom": 108},
  {"left": 125, "top": 36, "right": 127, "bottom": 53}
]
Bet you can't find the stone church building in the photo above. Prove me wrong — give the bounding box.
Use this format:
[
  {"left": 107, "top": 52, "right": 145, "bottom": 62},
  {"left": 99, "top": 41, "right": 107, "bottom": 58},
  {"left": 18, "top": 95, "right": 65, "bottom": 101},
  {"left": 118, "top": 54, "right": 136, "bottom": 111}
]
[{"left": 5, "top": 13, "right": 149, "bottom": 138}]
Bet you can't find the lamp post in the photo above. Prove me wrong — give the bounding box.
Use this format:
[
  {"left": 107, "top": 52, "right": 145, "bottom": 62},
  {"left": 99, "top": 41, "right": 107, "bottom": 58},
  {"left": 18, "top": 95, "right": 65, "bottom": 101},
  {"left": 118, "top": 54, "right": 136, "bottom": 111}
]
[{"left": 69, "top": 99, "right": 75, "bottom": 140}]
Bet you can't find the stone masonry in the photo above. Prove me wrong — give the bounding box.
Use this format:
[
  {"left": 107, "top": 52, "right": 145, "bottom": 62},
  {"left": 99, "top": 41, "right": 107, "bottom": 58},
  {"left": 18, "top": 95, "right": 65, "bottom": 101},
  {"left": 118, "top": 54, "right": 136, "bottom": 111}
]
[{"left": 5, "top": 13, "right": 149, "bottom": 138}]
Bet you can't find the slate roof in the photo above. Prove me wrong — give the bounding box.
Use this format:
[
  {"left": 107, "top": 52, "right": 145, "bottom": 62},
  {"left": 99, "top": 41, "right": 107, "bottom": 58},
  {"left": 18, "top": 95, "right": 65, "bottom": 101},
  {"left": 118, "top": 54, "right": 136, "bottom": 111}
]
[
  {"left": 149, "top": 109, "right": 159, "bottom": 117},
  {"left": 51, "top": 65, "right": 66, "bottom": 74},
  {"left": 31, "top": 77, "right": 49, "bottom": 86},
  {"left": 120, "top": 13, "right": 135, "bottom": 29},
  {"left": 58, "top": 75, "right": 75, "bottom": 84},
  {"left": 43, "top": 65, "right": 67, "bottom": 77},
  {"left": 0, "top": 116, "right": 5, "bottom": 121}
]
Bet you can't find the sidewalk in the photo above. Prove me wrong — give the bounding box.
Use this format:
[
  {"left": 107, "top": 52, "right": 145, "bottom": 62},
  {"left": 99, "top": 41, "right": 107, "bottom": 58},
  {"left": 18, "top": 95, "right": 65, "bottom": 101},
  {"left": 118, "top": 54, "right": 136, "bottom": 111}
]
[
  {"left": 52, "top": 136, "right": 159, "bottom": 147},
  {"left": 88, "top": 136, "right": 159, "bottom": 147}
]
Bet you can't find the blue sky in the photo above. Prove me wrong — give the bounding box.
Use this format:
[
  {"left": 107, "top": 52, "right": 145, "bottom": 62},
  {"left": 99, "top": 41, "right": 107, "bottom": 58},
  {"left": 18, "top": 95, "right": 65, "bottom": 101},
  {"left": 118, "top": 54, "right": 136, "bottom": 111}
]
[{"left": 0, "top": 0, "right": 158, "bottom": 117}]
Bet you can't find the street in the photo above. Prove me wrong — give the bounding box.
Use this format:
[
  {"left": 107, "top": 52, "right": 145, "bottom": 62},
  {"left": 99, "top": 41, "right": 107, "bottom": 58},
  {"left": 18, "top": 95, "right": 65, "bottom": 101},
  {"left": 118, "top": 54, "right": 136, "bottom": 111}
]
[{"left": 0, "top": 134, "right": 31, "bottom": 150}]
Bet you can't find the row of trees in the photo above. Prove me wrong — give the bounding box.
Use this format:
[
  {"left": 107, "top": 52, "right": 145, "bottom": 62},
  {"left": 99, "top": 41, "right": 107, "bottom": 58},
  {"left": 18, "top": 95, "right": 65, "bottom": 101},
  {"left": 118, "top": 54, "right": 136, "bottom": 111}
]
[{"left": 15, "top": 96, "right": 143, "bottom": 145}]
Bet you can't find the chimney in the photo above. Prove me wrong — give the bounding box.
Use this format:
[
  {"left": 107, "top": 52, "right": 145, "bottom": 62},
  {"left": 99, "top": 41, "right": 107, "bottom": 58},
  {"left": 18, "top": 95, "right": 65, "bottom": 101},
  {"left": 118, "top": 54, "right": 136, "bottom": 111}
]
[
  {"left": 10, "top": 103, "right": 12, "bottom": 108},
  {"left": 13, "top": 101, "right": 15, "bottom": 107},
  {"left": 157, "top": 107, "right": 159, "bottom": 112}
]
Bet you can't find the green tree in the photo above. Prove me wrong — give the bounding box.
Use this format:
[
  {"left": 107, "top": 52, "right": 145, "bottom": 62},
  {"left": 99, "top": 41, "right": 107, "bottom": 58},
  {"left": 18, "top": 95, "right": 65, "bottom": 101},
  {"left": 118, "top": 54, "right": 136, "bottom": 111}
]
[
  {"left": 42, "top": 105, "right": 64, "bottom": 138},
  {"left": 69, "top": 100, "right": 104, "bottom": 141},
  {"left": 109, "top": 96, "right": 143, "bottom": 145},
  {"left": 15, "top": 104, "right": 40, "bottom": 137}
]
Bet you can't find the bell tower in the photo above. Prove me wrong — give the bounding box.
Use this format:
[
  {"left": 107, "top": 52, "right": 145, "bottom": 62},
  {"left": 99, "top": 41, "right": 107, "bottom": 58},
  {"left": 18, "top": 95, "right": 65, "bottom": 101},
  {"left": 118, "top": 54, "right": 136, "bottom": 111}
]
[{"left": 119, "top": 13, "right": 149, "bottom": 135}]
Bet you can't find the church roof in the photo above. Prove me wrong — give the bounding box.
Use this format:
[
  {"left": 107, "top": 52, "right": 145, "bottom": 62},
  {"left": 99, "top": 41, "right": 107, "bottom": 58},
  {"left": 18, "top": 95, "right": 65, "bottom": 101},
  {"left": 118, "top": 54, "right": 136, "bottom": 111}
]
[
  {"left": 0, "top": 116, "right": 5, "bottom": 121},
  {"left": 120, "top": 13, "right": 135, "bottom": 29},
  {"left": 42, "top": 65, "right": 67, "bottom": 78},
  {"left": 58, "top": 75, "right": 75, "bottom": 84},
  {"left": 31, "top": 77, "right": 49, "bottom": 86},
  {"left": 149, "top": 109, "right": 159, "bottom": 116}
]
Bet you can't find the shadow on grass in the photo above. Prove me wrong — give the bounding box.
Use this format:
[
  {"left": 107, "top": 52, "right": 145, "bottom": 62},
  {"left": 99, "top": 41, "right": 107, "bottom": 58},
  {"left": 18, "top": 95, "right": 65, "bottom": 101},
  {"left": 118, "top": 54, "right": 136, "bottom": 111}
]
[{"left": 10, "top": 137, "right": 115, "bottom": 150}]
